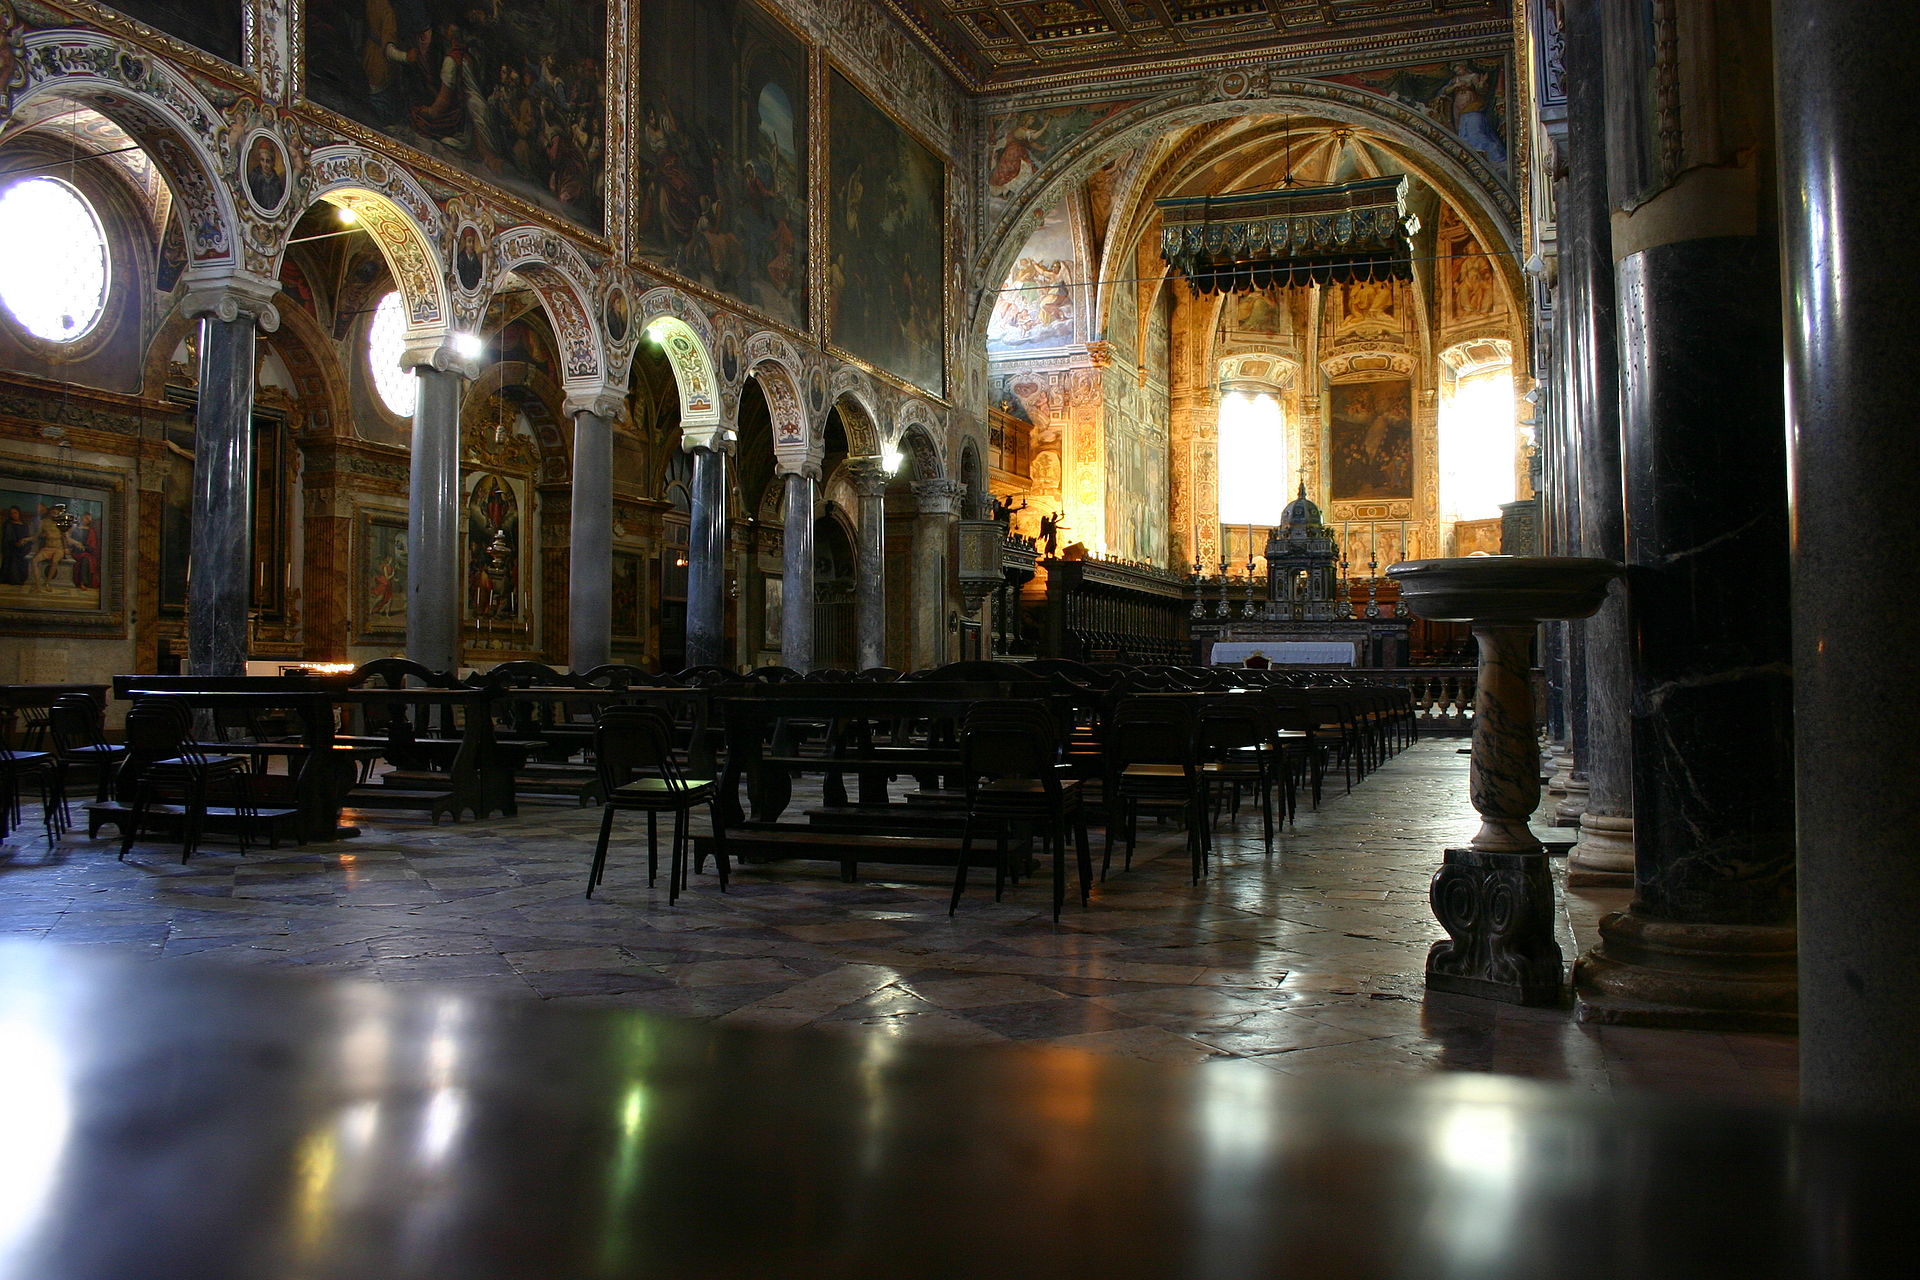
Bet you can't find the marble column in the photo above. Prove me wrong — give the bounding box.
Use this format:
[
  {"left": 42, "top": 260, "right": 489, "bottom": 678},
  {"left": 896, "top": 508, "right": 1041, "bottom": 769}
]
[
  {"left": 186, "top": 304, "right": 263, "bottom": 677},
  {"left": 780, "top": 468, "right": 817, "bottom": 672},
  {"left": 1563, "top": 0, "right": 1634, "bottom": 883},
  {"left": 909, "top": 479, "right": 964, "bottom": 671},
  {"left": 1572, "top": 5, "right": 1796, "bottom": 1030},
  {"left": 685, "top": 443, "right": 730, "bottom": 669},
  {"left": 849, "top": 460, "right": 889, "bottom": 672},
  {"left": 407, "top": 362, "right": 468, "bottom": 675},
  {"left": 567, "top": 400, "right": 616, "bottom": 673},
  {"left": 1776, "top": 0, "right": 1920, "bottom": 1113}
]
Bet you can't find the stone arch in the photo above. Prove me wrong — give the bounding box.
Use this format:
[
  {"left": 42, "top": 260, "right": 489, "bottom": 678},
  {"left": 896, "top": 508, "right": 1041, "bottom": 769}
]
[
  {"left": 465, "top": 359, "right": 574, "bottom": 483},
  {"left": 636, "top": 286, "right": 720, "bottom": 430},
  {"left": 7, "top": 27, "right": 241, "bottom": 281},
  {"left": 744, "top": 330, "right": 810, "bottom": 456},
  {"left": 492, "top": 225, "right": 610, "bottom": 392},
  {"left": 973, "top": 85, "right": 1524, "bottom": 352},
  {"left": 828, "top": 365, "right": 885, "bottom": 457},
  {"left": 958, "top": 436, "right": 988, "bottom": 518},
  {"left": 297, "top": 144, "right": 450, "bottom": 346},
  {"left": 897, "top": 421, "right": 946, "bottom": 482}
]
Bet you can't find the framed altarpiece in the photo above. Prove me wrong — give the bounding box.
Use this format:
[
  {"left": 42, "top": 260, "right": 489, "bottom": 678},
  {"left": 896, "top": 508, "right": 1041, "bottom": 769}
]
[{"left": 0, "top": 454, "right": 128, "bottom": 637}]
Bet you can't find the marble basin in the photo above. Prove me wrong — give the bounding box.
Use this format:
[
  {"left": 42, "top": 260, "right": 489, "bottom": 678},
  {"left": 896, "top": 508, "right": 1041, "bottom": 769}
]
[{"left": 1386, "top": 556, "right": 1622, "bottom": 624}]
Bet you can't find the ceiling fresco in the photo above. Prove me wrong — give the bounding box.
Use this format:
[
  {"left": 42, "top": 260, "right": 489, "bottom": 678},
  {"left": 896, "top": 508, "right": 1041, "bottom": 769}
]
[{"left": 887, "top": 0, "right": 1510, "bottom": 88}]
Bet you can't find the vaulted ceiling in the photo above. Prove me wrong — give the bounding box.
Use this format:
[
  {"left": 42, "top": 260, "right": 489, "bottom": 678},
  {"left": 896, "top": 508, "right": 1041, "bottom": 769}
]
[{"left": 886, "top": 0, "right": 1510, "bottom": 90}]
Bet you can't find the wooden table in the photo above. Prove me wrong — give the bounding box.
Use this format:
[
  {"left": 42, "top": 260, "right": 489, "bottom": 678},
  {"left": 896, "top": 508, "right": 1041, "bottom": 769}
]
[{"left": 0, "top": 938, "right": 1906, "bottom": 1279}]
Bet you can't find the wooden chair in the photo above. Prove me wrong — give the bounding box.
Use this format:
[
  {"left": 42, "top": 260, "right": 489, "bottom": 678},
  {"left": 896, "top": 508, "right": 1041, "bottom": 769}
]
[
  {"left": 116, "top": 699, "right": 256, "bottom": 862},
  {"left": 1, "top": 744, "right": 65, "bottom": 840},
  {"left": 951, "top": 700, "right": 1091, "bottom": 922},
  {"left": 587, "top": 706, "right": 729, "bottom": 904},
  {"left": 49, "top": 693, "right": 128, "bottom": 801},
  {"left": 1197, "top": 702, "right": 1278, "bottom": 856},
  {"left": 1102, "top": 697, "right": 1212, "bottom": 884}
]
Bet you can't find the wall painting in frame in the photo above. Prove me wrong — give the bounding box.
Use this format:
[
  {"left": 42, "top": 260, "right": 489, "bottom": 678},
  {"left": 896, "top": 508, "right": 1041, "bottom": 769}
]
[
  {"left": 0, "top": 456, "right": 126, "bottom": 637},
  {"left": 303, "top": 2, "right": 610, "bottom": 233},
  {"left": 611, "top": 550, "right": 644, "bottom": 641},
  {"left": 634, "top": 0, "right": 808, "bottom": 330},
  {"left": 1329, "top": 379, "right": 1414, "bottom": 501},
  {"left": 82, "top": 1, "right": 245, "bottom": 65},
  {"left": 358, "top": 509, "right": 410, "bottom": 643},
  {"left": 828, "top": 69, "right": 945, "bottom": 397}
]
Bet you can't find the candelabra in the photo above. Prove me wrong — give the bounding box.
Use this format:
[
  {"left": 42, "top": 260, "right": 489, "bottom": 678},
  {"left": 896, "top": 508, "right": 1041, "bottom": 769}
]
[
  {"left": 1214, "top": 557, "right": 1230, "bottom": 618},
  {"left": 1339, "top": 554, "right": 1354, "bottom": 619},
  {"left": 1242, "top": 556, "right": 1257, "bottom": 617},
  {"left": 1190, "top": 557, "right": 1207, "bottom": 619},
  {"left": 1365, "top": 555, "right": 1381, "bottom": 618}
]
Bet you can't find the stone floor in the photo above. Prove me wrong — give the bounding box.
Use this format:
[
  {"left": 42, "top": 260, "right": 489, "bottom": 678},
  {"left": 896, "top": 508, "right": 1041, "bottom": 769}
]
[{"left": 0, "top": 740, "right": 1797, "bottom": 1104}]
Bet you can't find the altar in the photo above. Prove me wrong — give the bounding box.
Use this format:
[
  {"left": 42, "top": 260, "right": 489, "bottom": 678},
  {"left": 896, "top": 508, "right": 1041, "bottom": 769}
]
[{"left": 1192, "top": 485, "right": 1411, "bottom": 667}]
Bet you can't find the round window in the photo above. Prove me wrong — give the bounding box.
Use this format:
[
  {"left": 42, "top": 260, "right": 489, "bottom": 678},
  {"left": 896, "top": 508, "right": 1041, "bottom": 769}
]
[
  {"left": 0, "top": 177, "right": 110, "bottom": 343},
  {"left": 367, "top": 290, "right": 417, "bottom": 417}
]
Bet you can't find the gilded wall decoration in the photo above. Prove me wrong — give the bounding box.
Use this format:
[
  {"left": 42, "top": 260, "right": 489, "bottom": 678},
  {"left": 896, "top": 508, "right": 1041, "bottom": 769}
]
[
  {"left": 634, "top": 0, "right": 808, "bottom": 331},
  {"left": 828, "top": 69, "right": 945, "bottom": 397},
  {"left": 304, "top": 1, "right": 609, "bottom": 233},
  {"left": 984, "top": 99, "right": 1138, "bottom": 205}
]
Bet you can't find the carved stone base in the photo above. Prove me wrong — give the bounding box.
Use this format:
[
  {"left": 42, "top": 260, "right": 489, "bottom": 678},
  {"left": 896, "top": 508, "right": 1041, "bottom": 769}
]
[
  {"left": 1427, "top": 847, "right": 1565, "bottom": 1006},
  {"left": 1552, "top": 777, "right": 1590, "bottom": 826},
  {"left": 1574, "top": 910, "right": 1797, "bottom": 1032},
  {"left": 1567, "top": 811, "right": 1635, "bottom": 887},
  {"left": 1545, "top": 746, "right": 1575, "bottom": 795}
]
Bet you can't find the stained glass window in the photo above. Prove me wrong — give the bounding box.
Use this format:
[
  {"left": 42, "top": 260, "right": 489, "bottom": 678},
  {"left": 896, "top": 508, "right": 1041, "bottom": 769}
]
[{"left": 0, "top": 177, "right": 109, "bottom": 342}]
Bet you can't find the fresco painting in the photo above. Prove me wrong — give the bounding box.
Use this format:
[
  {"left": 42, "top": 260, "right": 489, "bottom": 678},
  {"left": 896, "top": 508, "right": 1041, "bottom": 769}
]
[
  {"left": 1320, "top": 58, "right": 1510, "bottom": 173},
  {"left": 1330, "top": 379, "right": 1414, "bottom": 501},
  {"left": 987, "top": 197, "right": 1076, "bottom": 351},
  {"left": 986, "top": 99, "right": 1139, "bottom": 202},
  {"left": 829, "top": 71, "right": 944, "bottom": 396},
  {"left": 465, "top": 472, "right": 523, "bottom": 623},
  {"left": 360, "top": 511, "right": 409, "bottom": 639},
  {"left": 634, "top": 0, "right": 808, "bottom": 329},
  {"left": 305, "top": 2, "right": 608, "bottom": 232}
]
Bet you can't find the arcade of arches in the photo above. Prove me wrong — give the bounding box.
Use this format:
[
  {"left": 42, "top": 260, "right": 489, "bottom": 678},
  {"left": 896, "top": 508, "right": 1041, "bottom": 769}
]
[{"left": 2, "top": 1, "right": 1918, "bottom": 1117}]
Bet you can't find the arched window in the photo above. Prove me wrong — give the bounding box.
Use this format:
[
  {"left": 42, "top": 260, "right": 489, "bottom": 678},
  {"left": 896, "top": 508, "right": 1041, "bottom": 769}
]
[
  {"left": 1438, "top": 343, "right": 1517, "bottom": 524},
  {"left": 1217, "top": 389, "right": 1287, "bottom": 525},
  {"left": 0, "top": 177, "right": 109, "bottom": 342},
  {"left": 367, "top": 290, "right": 417, "bottom": 417}
]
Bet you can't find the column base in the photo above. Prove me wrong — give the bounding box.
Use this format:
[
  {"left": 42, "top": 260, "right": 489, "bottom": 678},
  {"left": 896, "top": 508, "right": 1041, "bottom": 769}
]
[
  {"left": 1552, "top": 777, "right": 1590, "bottom": 826},
  {"left": 1574, "top": 910, "right": 1797, "bottom": 1032},
  {"left": 1427, "top": 847, "right": 1565, "bottom": 1007},
  {"left": 1546, "top": 746, "right": 1575, "bottom": 795},
  {"left": 1567, "top": 810, "right": 1634, "bottom": 887}
]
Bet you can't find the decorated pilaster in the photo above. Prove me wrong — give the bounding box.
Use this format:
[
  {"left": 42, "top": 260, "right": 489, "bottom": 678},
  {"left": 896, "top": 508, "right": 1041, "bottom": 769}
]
[{"left": 909, "top": 478, "right": 964, "bottom": 669}]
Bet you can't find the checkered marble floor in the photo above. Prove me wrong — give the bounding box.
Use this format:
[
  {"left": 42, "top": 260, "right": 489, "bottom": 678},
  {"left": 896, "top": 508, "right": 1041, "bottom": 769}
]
[{"left": 0, "top": 741, "right": 1797, "bottom": 1104}]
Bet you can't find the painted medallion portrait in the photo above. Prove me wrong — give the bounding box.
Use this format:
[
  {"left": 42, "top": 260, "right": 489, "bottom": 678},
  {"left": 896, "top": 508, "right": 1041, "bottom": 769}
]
[
  {"left": 454, "top": 223, "right": 486, "bottom": 293},
  {"left": 605, "top": 286, "right": 630, "bottom": 345},
  {"left": 242, "top": 133, "right": 288, "bottom": 216},
  {"left": 829, "top": 71, "right": 945, "bottom": 397}
]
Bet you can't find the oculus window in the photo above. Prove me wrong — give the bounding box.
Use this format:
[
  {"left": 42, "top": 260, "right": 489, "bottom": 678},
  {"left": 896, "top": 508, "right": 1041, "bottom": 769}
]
[
  {"left": 0, "top": 177, "right": 109, "bottom": 342},
  {"left": 368, "top": 291, "right": 417, "bottom": 418}
]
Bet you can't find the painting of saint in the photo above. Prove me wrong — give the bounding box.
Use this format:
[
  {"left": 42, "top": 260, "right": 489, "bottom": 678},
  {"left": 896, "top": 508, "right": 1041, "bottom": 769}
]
[
  {"left": 304, "top": 2, "right": 608, "bottom": 233},
  {"left": 243, "top": 135, "right": 287, "bottom": 215},
  {"left": 1452, "top": 250, "right": 1497, "bottom": 320},
  {"left": 455, "top": 224, "right": 485, "bottom": 293},
  {"left": 611, "top": 552, "right": 642, "bottom": 638},
  {"left": 465, "top": 473, "right": 522, "bottom": 622},
  {"left": 0, "top": 486, "right": 107, "bottom": 612},
  {"left": 1230, "top": 289, "right": 1290, "bottom": 336},
  {"left": 360, "top": 513, "right": 409, "bottom": 637},
  {"left": 1340, "top": 279, "right": 1400, "bottom": 340},
  {"left": 1329, "top": 380, "right": 1414, "bottom": 501},
  {"left": 830, "top": 71, "right": 944, "bottom": 396},
  {"left": 101, "top": 1, "right": 244, "bottom": 64},
  {"left": 634, "top": 0, "right": 808, "bottom": 329},
  {"left": 605, "top": 287, "right": 629, "bottom": 344}
]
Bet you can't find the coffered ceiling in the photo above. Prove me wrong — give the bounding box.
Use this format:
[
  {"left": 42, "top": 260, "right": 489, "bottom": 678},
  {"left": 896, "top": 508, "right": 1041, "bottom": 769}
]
[{"left": 886, "top": 0, "right": 1511, "bottom": 90}]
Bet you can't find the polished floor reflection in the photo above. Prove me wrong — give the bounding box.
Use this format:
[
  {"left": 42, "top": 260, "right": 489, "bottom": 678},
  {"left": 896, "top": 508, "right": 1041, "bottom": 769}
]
[{"left": 0, "top": 741, "right": 1795, "bottom": 1103}]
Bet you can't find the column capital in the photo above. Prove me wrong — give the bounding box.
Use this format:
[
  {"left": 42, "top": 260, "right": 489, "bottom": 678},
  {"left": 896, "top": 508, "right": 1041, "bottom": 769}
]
[
  {"left": 776, "top": 454, "right": 823, "bottom": 481},
  {"left": 400, "top": 339, "right": 480, "bottom": 381},
  {"left": 910, "top": 478, "right": 966, "bottom": 516},
  {"left": 681, "top": 423, "right": 737, "bottom": 453},
  {"left": 564, "top": 389, "right": 627, "bottom": 421},
  {"left": 847, "top": 457, "right": 892, "bottom": 498},
  {"left": 182, "top": 273, "right": 281, "bottom": 333}
]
